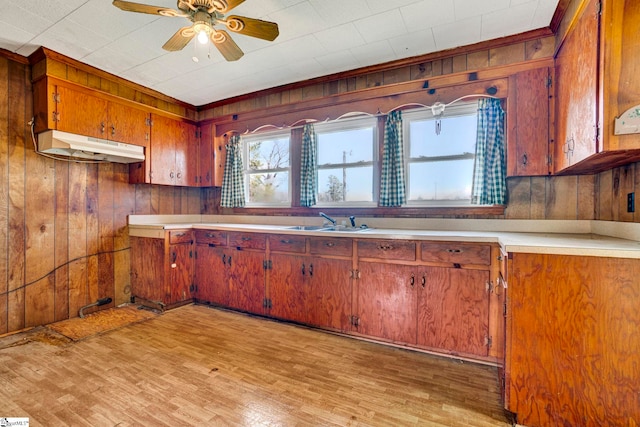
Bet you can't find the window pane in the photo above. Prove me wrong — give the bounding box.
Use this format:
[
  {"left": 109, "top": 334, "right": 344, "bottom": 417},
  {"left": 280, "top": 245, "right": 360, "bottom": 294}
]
[
  {"left": 408, "top": 159, "right": 474, "bottom": 201},
  {"left": 243, "top": 132, "right": 290, "bottom": 206},
  {"left": 247, "top": 137, "right": 289, "bottom": 171},
  {"left": 409, "top": 115, "right": 477, "bottom": 158},
  {"left": 318, "top": 127, "right": 373, "bottom": 165},
  {"left": 248, "top": 171, "right": 290, "bottom": 204},
  {"left": 317, "top": 167, "right": 373, "bottom": 203}
]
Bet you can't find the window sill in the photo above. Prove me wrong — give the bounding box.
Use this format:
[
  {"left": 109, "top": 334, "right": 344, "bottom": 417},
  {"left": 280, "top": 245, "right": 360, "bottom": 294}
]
[{"left": 221, "top": 205, "right": 505, "bottom": 218}]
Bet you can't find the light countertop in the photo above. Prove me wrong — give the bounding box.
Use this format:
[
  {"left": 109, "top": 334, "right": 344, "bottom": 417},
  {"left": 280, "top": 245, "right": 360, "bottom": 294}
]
[{"left": 128, "top": 215, "right": 640, "bottom": 259}]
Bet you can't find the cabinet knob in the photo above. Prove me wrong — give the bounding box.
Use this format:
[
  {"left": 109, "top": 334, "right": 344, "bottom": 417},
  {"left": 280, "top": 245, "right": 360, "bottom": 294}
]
[
  {"left": 177, "top": 172, "right": 182, "bottom": 179},
  {"left": 111, "top": 125, "right": 116, "bottom": 137},
  {"left": 100, "top": 122, "right": 105, "bottom": 133}
]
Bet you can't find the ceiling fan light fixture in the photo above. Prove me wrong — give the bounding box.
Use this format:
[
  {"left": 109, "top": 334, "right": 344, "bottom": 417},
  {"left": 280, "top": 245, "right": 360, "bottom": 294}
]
[{"left": 197, "top": 29, "right": 209, "bottom": 44}]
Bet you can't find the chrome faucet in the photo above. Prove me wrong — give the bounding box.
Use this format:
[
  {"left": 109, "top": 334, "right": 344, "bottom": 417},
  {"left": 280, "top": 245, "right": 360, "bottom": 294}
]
[
  {"left": 319, "top": 212, "right": 336, "bottom": 226},
  {"left": 349, "top": 216, "right": 356, "bottom": 227}
]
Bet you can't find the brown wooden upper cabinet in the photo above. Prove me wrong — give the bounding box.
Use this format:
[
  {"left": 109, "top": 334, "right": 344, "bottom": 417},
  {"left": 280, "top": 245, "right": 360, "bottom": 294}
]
[
  {"left": 137, "top": 114, "right": 198, "bottom": 186},
  {"left": 554, "top": 0, "right": 640, "bottom": 174},
  {"left": 507, "top": 67, "right": 552, "bottom": 176},
  {"left": 33, "top": 78, "right": 150, "bottom": 146}
]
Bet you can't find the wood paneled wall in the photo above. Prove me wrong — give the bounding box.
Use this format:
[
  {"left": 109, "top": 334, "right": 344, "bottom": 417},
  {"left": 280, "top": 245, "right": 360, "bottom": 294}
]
[{"left": 0, "top": 57, "right": 200, "bottom": 336}]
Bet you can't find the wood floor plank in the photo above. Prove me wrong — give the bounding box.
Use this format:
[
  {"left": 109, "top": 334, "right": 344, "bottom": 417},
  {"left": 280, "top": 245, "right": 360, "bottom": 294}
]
[{"left": 0, "top": 304, "right": 509, "bottom": 426}]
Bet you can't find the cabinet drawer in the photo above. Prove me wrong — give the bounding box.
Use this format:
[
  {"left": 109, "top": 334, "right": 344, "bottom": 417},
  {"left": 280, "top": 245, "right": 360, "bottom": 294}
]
[
  {"left": 168, "top": 230, "right": 192, "bottom": 244},
  {"left": 309, "top": 237, "right": 352, "bottom": 257},
  {"left": 357, "top": 240, "right": 416, "bottom": 261},
  {"left": 228, "top": 232, "right": 267, "bottom": 250},
  {"left": 420, "top": 242, "right": 491, "bottom": 265},
  {"left": 269, "top": 235, "right": 306, "bottom": 253},
  {"left": 194, "top": 229, "right": 227, "bottom": 246}
]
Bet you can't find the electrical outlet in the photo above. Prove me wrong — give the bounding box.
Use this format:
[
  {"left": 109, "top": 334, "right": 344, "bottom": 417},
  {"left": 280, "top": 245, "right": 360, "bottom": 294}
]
[{"left": 628, "top": 192, "right": 635, "bottom": 213}]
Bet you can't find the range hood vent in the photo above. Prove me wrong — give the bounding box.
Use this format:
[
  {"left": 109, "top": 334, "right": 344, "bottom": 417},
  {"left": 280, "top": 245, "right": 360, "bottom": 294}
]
[{"left": 37, "top": 130, "right": 145, "bottom": 164}]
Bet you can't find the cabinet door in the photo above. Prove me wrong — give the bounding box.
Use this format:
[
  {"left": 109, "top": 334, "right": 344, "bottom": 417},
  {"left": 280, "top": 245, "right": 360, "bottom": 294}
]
[
  {"left": 417, "top": 267, "right": 490, "bottom": 357},
  {"left": 356, "top": 261, "right": 416, "bottom": 343},
  {"left": 56, "top": 85, "right": 107, "bottom": 138},
  {"left": 228, "top": 249, "right": 265, "bottom": 314},
  {"left": 553, "top": 0, "right": 600, "bottom": 172},
  {"left": 176, "top": 121, "right": 198, "bottom": 186},
  {"left": 507, "top": 67, "right": 551, "bottom": 176},
  {"left": 108, "top": 101, "right": 149, "bottom": 146},
  {"left": 269, "top": 253, "right": 310, "bottom": 323},
  {"left": 308, "top": 257, "right": 352, "bottom": 331},
  {"left": 130, "top": 237, "right": 166, "bottom": 303},
  {"left": 150, "top": 114, "right": 179, "bottom": 185},
  {"left": 199, "top": 123, "right": 214, "bottom": 187},
  {"left": 194, "top": 244, "right": 229, "bottom": 306},
  {"left": 169, "top": 243, "right": 193, "bottom": 304}
]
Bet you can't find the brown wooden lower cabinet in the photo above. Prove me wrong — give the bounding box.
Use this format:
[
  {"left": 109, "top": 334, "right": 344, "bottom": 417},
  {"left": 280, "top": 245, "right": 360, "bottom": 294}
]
[
  {"left": 130, "top": 230, "right": 193, "bottom": 308},
  {"left": 506, "top": 252, "right": 640, "bottom": 427},
  {"left": 194, "top": 243, "right": 229, "bottom": 306},
  {"left": 156, "top": 229, "right": 502, "bottom": 365},
  {"left": 356, "top": 262, "right": 491, "bottom": 358},
  {"left": 227, "top": 249, "right": 265, "bottom": 314}
]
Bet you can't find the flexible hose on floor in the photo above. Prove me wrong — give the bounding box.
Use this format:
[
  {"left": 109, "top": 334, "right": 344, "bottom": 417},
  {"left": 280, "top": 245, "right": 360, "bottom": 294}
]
[{"left": 79, "top": 297, "right": 113, "bottom": 318}]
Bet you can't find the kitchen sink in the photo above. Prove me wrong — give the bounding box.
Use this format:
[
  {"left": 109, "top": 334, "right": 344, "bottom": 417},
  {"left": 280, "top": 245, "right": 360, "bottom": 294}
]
[
  {"left": 284, "top": 225, "right": 327, "bottom": 231},
  {"left": 320, "top": 226, "right": 369, "bottom": 232}
]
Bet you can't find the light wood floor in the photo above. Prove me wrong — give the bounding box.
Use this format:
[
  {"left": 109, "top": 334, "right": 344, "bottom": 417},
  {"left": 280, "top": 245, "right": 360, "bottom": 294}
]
[{"left": 0, "top": 304, "right": 510, "bottom": 426}]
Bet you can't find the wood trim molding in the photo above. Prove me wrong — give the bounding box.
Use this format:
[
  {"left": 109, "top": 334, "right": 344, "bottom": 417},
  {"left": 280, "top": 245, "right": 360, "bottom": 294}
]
[
  {"left": 220, "top": 206, "right": 506, "bottom": 218},
  {"left": 0, "top": 48, "right": 29, "bottom": 65},
  {"left": 28, "top": 47, "right": 196, "bottom": 113},
  {"left": 198, "top": 28, "right": 554, "bottom": 110}
]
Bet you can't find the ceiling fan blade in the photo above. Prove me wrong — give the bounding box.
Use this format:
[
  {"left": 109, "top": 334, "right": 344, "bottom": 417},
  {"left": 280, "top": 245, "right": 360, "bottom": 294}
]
[
  {"left": 224, "top": 15, "right": 279, "bottom": 41},
  {"left": 211, "top": 0, "right": 246, "bottom": 13},
  {"left": 112, "top": 0, "right": 186, "bottom": 17},
  {"left": 162, "top": 26, "right": 196, "bottom": 51},
  {"left": 210, "top": 30, "right": 244, "bottom": 61}
]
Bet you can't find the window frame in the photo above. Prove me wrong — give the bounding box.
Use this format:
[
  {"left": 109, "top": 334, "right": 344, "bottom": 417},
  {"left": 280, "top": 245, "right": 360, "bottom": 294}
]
[
  {"left": 313, "top": 116, "right": 379, "bottom": 208},
  {"left": 241, "top": 129, "right": 292, "bottom": 207},
  {"left": 402, "top": 102, "right": 479, "bottom": 207}
]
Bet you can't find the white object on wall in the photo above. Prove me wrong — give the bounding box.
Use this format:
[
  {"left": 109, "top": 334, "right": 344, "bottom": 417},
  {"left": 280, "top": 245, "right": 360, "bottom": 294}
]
[{"left": 614, "top": 104, "right": 640, "bottom": 135}]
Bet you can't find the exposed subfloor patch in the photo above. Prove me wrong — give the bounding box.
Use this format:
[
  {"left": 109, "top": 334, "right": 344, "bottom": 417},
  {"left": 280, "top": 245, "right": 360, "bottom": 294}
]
[{"left": 46, "top": 304, "right": 160, "bottom": 341}]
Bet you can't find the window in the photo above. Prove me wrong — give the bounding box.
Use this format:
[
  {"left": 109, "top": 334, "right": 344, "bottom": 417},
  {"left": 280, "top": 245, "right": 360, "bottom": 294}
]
[
  {"left": 404, "top": 103, "right": 478, "bottom": 205},
  {"left": 315, "top": 117, "right": 377, "bottom": 206},
  {"left": 242, "top": 131, "right": 291, "bottom": 206}
]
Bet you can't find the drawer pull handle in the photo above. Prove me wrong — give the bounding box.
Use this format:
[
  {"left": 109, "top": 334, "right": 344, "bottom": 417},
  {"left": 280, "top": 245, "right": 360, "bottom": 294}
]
[
  {"left": 280, "top": 239, "right": 292, "bottom": 244},
  {"left": 309, "top": 263, "right": 313, "bottom": 277},
  {"left": 410, "top": 274, "right": 415, "bottom": 287},
  {"left": 174, "top": 232, "right": 185, "bottom": 237},
  {"left": 206, "top": 233, "right": 215, "bottom": 238},
  {"left": 447, "top": 249, "right": 462, "bottom": 253},
  {"left": 302, "top": 263, "right": 305, "bottom": 276},
  {"left": 241, "top": 237, "right": 252, "bottom": 241},
  {"left": 325, "top": 242, "right": 335, "bottom": 247},
  {"left": 421, "top": 276, "right": 426, "bottom": 288},
  {"left": 378, "top": 244, "right": 393, "bottom": 251}
]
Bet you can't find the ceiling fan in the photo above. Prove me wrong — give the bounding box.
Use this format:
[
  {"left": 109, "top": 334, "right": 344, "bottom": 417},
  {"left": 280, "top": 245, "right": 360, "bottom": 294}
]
[{"left": 112, "top": 0, "right": 279, "bottom": 61}]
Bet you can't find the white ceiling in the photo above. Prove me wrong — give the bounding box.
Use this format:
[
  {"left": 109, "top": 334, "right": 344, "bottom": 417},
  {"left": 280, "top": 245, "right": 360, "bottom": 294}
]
[{"left": 0, "top": 0, "right": 559, "bottom": 106}]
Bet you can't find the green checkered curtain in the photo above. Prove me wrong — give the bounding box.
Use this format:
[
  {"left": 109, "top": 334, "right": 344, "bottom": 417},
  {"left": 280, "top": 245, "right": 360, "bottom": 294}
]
[
  {"left": 471, "top": 99, "right": 506, "bottom": 205},
  {"left": 221, "top": 134, "right": 245, "bottom": 208},
  {"left": 300, "top": 124, "right": 318, "bottom": 207},
  {"left": 380, "top": 110, "right": 406, "bottom": 207}
]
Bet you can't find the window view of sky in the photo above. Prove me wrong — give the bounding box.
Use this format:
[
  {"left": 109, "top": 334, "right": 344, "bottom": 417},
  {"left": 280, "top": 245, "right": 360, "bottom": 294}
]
[
  {"left": 407, "top": 113, "right": 477, "bottom": 201},
  {"left": 317, "top": 125, "right": 375, "bottom": 203}
]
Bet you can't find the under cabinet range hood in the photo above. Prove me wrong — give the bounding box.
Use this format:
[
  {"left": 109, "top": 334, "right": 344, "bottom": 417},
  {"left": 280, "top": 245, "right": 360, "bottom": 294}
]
[{"left": 37, "top": 130, "right": 145, "bottom": 163}]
